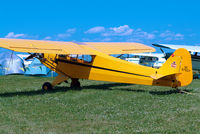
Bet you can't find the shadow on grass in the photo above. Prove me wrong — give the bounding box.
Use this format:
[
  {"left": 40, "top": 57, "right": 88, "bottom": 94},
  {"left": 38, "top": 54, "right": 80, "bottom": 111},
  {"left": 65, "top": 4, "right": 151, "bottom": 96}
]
[
  {"left": 84, "top": 83, "right": 193, "bottom": 95},
  {"left": 149, "top": 89, "right": 193, "bottom": 95},
  {"left": 83, "top": 83, "right": 132, "bottom": 90},
  {"left": 0, "top": 83, "right": 130, "bottom": 97},
  {"left": 0, "top": 87, "right": 69, "bottom": 97},
  {"left": 0, "top": 82, "right": 193, "bottom": 97}
]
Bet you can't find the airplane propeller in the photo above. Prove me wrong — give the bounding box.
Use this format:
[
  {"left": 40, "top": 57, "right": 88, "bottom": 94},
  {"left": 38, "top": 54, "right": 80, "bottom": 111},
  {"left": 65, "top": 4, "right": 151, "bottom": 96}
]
[
  {"left": 25, "top": 53, "right": 37, "bottom": 60},
  {"left": 25, "top": 53, "right": 43, "bottom": 61}
]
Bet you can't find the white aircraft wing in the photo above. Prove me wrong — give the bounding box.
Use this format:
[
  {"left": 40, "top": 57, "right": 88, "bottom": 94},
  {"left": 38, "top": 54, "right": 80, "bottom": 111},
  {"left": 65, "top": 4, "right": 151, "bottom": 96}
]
[{"left": 152, "top": 43, "right": 200, "bottom": 52}]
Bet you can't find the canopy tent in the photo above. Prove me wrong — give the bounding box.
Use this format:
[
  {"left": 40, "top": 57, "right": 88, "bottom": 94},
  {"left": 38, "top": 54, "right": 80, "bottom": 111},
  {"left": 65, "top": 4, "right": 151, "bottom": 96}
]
[
  {"left": 0, "top": 52, "right": 25, "bottom": 75},
  {"left": 46, "top": 70, "right": 58, "bottom": 77},
  {"left": 25, "top": 58, "right": 57, "bottom": 77}
]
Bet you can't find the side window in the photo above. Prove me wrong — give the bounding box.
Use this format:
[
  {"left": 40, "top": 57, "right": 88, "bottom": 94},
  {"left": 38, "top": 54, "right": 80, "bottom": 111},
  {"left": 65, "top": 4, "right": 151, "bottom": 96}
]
[
  {"left": 78, "top": 55, "right": 93, "bottom": 63},
  {"left": 58, "top": 54, "right": 67, "bottom": 58},
  {"left": 68, "top": 54, "right": 93, "bottom": 63}
]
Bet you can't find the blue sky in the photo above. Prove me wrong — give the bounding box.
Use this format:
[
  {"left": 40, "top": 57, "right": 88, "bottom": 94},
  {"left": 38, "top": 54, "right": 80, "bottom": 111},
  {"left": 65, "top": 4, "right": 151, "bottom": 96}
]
[{"left": 0, "top": 0, "right": 200, "bottom": 49}]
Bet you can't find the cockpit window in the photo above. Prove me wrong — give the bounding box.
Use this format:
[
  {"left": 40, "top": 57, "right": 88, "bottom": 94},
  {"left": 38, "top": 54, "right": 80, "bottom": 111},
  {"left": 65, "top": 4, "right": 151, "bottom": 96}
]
[
  {"left": 58, "top": 54, "right": 67, "bottom": 58},
  {"left": 67, "top": 54, "right": 93, "bottom": 63},
  {"left": 77, "top": 55, "right": 93, "bottom": 63}
]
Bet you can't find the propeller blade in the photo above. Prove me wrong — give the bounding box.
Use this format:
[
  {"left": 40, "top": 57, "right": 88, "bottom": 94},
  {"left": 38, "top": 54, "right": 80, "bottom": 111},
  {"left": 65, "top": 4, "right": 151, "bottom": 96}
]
[{"left": 25, "top": 53, "right": 37, "bottom": 61}]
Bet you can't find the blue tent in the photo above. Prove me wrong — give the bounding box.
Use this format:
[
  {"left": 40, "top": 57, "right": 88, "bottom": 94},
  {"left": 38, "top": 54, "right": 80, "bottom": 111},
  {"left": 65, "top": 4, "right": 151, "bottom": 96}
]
[
  {"left": 0, "top": 52, "right": 25, "bottom": 75},
  {"left": 46, "top": 71, "right": 58, "bottom": 77},
  {"left": 25, "top": 58, "right": 57, "bottom": 77},
  {"left": 25, "top": 58, "right": 50, "bottom": 76}
]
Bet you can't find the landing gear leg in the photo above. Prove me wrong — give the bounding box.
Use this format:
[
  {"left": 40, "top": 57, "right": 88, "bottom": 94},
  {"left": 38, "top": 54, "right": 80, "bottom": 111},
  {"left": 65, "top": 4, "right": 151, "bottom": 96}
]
[
  {"left": 42, "top": 74, "right": 69, "bottom": 91},
  {"left": 70, "top": 78, "right": 81, "bottom": 88}
]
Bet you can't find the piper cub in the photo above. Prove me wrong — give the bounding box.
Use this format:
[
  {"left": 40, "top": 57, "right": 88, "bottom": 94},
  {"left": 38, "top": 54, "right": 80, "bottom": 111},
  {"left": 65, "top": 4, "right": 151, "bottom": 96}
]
[{"left": 0, "top": 39, "right": 193, "bottom": 90}]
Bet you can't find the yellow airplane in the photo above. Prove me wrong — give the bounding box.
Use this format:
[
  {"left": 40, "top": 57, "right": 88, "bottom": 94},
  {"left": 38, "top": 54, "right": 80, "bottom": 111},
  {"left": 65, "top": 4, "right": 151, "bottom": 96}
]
[{"left": 0, "top": 38, "right": 193, "bottom": 90}]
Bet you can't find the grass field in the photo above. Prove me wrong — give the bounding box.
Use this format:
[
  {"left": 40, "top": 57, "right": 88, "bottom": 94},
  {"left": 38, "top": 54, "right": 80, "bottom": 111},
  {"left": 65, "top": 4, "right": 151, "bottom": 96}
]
[{"left": 0, "top": 75, "right": 200, "bottom": 134}]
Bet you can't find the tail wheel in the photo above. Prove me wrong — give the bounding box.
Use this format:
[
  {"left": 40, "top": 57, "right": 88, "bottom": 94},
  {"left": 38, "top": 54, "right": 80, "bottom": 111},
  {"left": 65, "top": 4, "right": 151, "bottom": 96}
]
[{"left": 42, "top": 82, "right": 53, "bottom": 90}]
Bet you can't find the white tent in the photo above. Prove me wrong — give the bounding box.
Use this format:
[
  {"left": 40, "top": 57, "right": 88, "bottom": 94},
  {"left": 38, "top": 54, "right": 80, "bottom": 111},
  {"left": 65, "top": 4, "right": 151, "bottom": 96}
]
[{"left": 0, "top": 52, "right": 25, "bottom": 75}]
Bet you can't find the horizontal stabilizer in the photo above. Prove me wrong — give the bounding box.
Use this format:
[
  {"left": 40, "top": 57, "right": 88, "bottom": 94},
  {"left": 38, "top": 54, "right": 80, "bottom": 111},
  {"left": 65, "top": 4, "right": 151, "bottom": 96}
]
[
  {"left": 151, "top": 53, "right": 182, "bottom": 80},
  {"left": 152, "top": 48, "right": 193, "bottom": 87}
]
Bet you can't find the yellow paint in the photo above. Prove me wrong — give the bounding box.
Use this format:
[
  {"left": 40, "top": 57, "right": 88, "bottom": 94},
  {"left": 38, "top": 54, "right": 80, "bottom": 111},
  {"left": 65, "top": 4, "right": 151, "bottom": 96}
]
[
  {"left": 43, "top": 86, "right": 48, "bottom": 90},
  {"left": 0, "top": 38, "right": 155, "bottom": 55},
  {"left": 51, "top": 74, "right": 69, "bottom": 86},
  {"left": 0, "top": 39, "right": 193, "bottom": 88},
  {"left": 41, "top": 47, "right": 192, "bottom": 88}
]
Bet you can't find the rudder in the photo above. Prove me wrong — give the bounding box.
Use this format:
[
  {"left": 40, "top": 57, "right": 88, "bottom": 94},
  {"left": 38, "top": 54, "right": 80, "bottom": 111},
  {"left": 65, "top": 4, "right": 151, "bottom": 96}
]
[{"left": 152, "top": 48, "right": 193, "bottom": 87}]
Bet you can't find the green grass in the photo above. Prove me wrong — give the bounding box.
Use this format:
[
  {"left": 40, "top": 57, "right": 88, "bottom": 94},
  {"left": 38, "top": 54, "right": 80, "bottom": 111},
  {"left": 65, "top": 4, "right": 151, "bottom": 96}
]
[{"left": 0, "top": 75, "right": 200, "bottom": 134}]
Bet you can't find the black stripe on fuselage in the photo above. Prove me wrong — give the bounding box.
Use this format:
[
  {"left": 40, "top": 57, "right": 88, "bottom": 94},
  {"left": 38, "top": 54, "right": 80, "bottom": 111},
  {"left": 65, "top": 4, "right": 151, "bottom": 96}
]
[{"left": 56, "top": 59, "right": 151, "bottom": 78}]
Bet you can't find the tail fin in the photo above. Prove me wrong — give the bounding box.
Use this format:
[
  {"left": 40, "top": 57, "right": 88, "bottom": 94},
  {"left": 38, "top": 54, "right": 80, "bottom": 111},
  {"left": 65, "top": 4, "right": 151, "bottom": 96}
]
[{"left": 152, "top": 48, "right": 193, "bottom": 87}]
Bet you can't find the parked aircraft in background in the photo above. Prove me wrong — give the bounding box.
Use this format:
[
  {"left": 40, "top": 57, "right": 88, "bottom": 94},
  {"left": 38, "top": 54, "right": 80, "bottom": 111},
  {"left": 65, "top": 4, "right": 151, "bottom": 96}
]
[
  {"left": 0, "top": 39, "right": 193, "bottom": 90},
  {"left": 153, "top": 44, "right": 200, "bottom": 71},
  {"left": 122, "top": 53, "right": 166, "bottom": 68}
]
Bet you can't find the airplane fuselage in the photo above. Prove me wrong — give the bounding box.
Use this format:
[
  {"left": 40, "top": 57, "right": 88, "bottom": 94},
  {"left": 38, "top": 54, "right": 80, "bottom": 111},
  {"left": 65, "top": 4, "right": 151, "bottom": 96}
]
[{"left": 40, "top": 48, "right": 182, "bottom": 88}]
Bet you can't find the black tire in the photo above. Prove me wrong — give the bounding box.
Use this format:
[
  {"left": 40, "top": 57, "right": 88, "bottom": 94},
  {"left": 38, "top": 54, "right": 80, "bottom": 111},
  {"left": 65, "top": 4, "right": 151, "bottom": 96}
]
[
  {"left": 70, "top": 79, "right": 81, "bottom": 88},
  {"left": 42, "top": 82, "right": 53, "bottom": 91}
]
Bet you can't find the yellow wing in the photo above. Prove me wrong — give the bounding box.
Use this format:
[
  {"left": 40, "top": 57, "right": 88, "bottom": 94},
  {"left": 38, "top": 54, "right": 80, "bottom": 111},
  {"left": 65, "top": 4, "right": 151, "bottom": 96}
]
[
  {"left": 0, "top": 38, "right": 155, "bottom": 55},
  {"left": 84, "top": 42, "right": 155, "bottom": 54},
  {"left": 0, "top": 38, "right": 93, "bottom": 54}
]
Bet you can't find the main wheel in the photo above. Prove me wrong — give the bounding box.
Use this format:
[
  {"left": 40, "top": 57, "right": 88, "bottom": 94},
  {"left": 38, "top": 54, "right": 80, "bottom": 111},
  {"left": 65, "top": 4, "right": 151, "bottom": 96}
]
[
  {"left": 70, "top": 78, "right": 81, "bottom": 88},
  {"left": 42, "top": 82, "right": 53, "bottom": 91}
]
